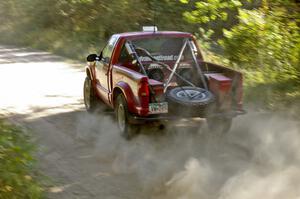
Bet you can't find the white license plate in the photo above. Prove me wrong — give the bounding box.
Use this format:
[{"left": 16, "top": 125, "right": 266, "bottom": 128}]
[{"left": 149, "top": 102, "right": 168, "bottom": 114}]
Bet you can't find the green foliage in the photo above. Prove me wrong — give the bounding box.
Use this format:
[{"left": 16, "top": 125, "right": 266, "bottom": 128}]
[
  {"left": 220, "top": 4, "right": 300, "bottom": 108},
  {"left": 181, "top": 0, "right": 242, "bottom": 23},
  {"left": 222, "top": 8, "right": 299, "bottom": 76},
  {"left": 0, "top": 0, "right": 190, "bottom": 59},
  {"left": 0, "top": 119, "right": 44, "bottom": 199}
]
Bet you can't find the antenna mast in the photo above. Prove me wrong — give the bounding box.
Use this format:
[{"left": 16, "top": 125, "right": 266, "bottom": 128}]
[{"left": 153, "top": 1, "right": 156, "bottom": 33}]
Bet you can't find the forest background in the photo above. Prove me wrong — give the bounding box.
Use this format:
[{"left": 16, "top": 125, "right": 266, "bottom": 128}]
[{"left": 1, "top": 0, "right": 299, "bottom": 112}]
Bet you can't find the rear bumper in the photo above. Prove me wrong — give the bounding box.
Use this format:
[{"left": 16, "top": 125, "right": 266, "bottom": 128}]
[{"left": 128, "top": 109, "right": 247, "bottom": 124}]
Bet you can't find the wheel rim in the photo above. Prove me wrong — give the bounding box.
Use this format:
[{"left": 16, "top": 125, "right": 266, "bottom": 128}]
[
  {"left": 84, "top": 79, "right": 91, "bottom": 108},
  {"left": 117, "top": 103, "right": 126, "bottom": 132},
  {"left": 176, "top": 89, "right": 205, "bottom": 100}
]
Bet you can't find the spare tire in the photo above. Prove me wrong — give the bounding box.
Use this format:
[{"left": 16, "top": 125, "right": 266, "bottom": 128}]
[
  {"left": 166, "top": 86, "right": 215, "bottom": 116},
  {"left": 167, "top": 87, "right": 214, "bottom": 106}
]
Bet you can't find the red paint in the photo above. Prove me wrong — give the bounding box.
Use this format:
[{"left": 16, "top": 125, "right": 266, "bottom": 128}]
[{"left": 85, "top": 30, "right": 244, "bottom": 122}]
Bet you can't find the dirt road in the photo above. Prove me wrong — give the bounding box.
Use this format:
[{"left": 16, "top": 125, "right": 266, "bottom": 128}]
[{"left": 1, "top": 45, "right": 300, "bottom": 199}]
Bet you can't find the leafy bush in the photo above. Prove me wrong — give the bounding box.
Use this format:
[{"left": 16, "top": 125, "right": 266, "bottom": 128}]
[
  {"left": 0, "top": 0, "right": 191, "bottom": 59},
  {"left": 220, "top": 7, "right": 300, "bottom": 108},
  {"left": 221, "top": 9, "right": 300, "bottom": 81},
  {"left": 0, "top": 119, "right": 43, "bottom": 199}
]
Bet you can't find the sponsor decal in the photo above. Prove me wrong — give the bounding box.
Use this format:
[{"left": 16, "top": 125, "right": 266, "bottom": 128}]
[{"left": 139, "top": 55, "right": 184, "bottom": 62}]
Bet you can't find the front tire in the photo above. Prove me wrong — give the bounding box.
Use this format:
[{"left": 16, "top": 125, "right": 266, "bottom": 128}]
[
  {"left": 115, "top": 95, "right": 139, "bottom": 140},
  {"left": 83, "top": 76, "right": 97, "bottom": 112}
]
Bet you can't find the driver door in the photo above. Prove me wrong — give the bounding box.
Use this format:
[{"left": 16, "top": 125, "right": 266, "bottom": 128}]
[
  {"left": 95, "top": 56, "right": 109, "bottom": 98},
  {"left": 95, "top": 36, "right": 119, "bottom": 102}
]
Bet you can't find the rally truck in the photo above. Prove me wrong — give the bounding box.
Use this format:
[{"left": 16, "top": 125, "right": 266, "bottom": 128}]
[{"left": 83, "top": 27, "right": 245, "bottom": 139}]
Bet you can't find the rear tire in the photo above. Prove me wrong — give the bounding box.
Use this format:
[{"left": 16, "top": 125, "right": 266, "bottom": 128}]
[
  {"left": 83, "top": 76, "right": 97, "bottom": 113},
  {"left": 167, "top": 86, "right": 214, "bottom": 106},
  {"left": 115, "top": 95, "right": 139, "bottom": 140}
]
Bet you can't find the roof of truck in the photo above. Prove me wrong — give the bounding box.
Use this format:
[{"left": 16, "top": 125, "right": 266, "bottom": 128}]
[{"left": 116, "top": 31, "right": 193, "bottom": 39}]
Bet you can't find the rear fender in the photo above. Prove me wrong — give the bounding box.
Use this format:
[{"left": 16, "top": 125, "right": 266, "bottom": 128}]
[{"left": 113, "top": 82, "right": 138, "bottom": 114}]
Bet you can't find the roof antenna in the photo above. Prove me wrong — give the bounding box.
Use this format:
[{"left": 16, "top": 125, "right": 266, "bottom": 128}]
[
  {"left": 153, "top": 2, "right": 157, "bottom": 33},
  {"left": 142, "top": 2, "right": 158, "bottom": 32}
]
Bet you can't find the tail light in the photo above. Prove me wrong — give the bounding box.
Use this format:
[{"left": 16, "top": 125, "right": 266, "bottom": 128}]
[{"left": 138, "top": 78, "right": 149, "bottom": 108}]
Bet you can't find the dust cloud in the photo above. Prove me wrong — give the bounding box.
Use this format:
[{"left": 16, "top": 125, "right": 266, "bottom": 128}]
[{"left": 75, "top": 110, "right": 300, "bottom": 199}]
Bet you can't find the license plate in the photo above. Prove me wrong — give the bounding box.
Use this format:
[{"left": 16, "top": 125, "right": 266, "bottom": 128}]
[{"left": 149, "top": 102, "right": 168, "bottom": 114}]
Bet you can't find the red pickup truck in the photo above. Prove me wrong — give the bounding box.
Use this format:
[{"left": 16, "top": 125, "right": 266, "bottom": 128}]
[{"left": 83, "top": 28, "right": 245, "bottom": 139}]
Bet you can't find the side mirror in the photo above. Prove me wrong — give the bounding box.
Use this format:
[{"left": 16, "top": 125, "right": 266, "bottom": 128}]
[{"left": 87, "top": 54, "right": 98, "bottom": 62}]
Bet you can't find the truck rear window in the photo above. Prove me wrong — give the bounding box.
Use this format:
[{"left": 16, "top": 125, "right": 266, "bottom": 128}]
[{"left": 131, "top": 37, "right": 195, "bottom": 62}]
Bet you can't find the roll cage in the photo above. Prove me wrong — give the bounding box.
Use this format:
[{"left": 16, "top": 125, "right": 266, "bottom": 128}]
[{"left": 124, "top": 38, "right": 208, "bottom": 93}]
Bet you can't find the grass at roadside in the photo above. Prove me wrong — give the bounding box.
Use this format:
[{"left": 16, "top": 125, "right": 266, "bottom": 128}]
[
  {"left": 0, "top": 119, "right": 44, "bottom": 199},
  {"left": 244, "top": 80, "right": 300, "bottom": 120},
  {"left": 244, "top": 74, "right": 300, "bottom": 110}
]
